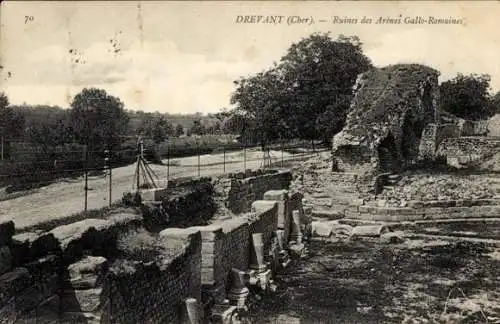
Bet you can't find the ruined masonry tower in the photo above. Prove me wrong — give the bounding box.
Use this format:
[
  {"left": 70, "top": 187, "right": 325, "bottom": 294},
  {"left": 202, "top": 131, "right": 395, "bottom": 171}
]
[{"left": 331, "top": 64, "right": 440, "bottom": 178}]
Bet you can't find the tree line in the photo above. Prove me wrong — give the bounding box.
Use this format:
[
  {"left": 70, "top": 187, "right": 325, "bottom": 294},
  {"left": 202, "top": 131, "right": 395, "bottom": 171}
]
[{"left": 0, "top": 89, "right": 238, "bottom": 161}]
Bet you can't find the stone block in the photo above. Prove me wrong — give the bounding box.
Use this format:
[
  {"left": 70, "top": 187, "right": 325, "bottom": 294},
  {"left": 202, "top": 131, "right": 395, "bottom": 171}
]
[
  {"left": 66, "top": 256, "right": 108, "bottom": 290},
  {"left": 311, "top": 222, "right": 333, "bottom": 237},
  {"left": 106, "top": 212, "right": 143, "bottom": 233},
  {"left": 0, "top": 221, "right": 15, "bottom": 246},
  {"left": 0, "top": 246, "right": 12, "bottom": 276},
  {"left": 351, "top": 225, "right": 389, "bottom": 238},
  {"left": 263, "top": 190, "right": 288, "bottom": 201},
  {"left": 251, "top": 201, "right": 277, "bottom": 213},
  {"left": 380, "top": 231, "right": 405, "bottom": 244},
  {"left": 139, "top": 187, "right": 169, "bottom": 202},
  {"left": 350, "top": 199, "right": 365, "bottom": 206},
  {"left": 49, "top": 219, "right": 109, "bottom": 262}
]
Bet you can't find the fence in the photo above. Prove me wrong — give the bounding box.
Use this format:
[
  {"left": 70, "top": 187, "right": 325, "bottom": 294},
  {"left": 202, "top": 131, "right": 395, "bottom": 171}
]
[{"left": 0, "top": 140, "right": 326, "bottom": 217}]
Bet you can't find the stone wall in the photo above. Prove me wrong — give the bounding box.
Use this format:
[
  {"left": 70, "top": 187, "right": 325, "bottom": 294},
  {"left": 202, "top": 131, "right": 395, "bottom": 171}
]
[
  {"left": 0, "top": 212, "right": 143, "bottom": 324},
  {"left": 213, "top": 170, "right": 292, "bottom": 214},
  {"left": 140, "top": 179, "right": 217, "bottom": 231},
  {"left": 101, "top": 230, "right": 202, "bottom": 323},
  {"left": 436, "top": 137, "right": 500, "bottom": 169},
  {"left": 0, "top": 220, "right": 62, "bottom": 324},
  {"left": 184, "top": 201, "right": 279, "bottom": 304},
  {"left": 418, "top": 123, "right": 461, "bottom": 159},
  {"left": 460, "top": 120, "right": 489, "bottom": 136},
  {"left": 344, "top": 199, "right": 500, "bottom": 222}
]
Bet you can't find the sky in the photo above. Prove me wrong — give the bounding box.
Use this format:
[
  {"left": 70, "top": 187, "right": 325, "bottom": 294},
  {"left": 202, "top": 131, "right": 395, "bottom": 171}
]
[{"left": 1, "top": 1, "right": 500, "bottom": 114}]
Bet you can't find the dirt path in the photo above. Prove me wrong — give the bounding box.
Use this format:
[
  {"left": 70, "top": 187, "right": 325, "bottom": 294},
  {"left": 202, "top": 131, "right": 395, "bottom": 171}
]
[{"left": 0, "top": 148, "right": 306, "bottom": 230}]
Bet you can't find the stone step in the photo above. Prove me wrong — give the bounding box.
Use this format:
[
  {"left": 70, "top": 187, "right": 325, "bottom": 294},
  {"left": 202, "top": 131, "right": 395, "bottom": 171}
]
[{"left": 311, "top": 209, "right": 344, "bottom": 220}]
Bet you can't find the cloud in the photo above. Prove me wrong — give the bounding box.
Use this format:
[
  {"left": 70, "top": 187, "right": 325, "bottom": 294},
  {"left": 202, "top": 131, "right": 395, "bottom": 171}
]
[{"left": 5, "top": 38, "right": 256, "bottom": 113}]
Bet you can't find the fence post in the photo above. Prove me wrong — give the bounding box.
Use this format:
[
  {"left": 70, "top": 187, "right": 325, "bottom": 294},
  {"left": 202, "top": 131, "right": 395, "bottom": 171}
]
[
  {"left": 83, "top": 144, "right": 88, "bottom": 211},
  {"left": 197, "top": 140, "right": 200, "bottom": 177},
  {"left": 105, "top": 149, "right": 111, "bottom": 207},
  {"left": 166, "top": 141, "right": 170, "bottom": 181}
]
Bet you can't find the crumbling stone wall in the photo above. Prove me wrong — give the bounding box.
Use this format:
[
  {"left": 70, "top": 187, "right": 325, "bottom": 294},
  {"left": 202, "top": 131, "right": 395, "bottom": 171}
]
[
  {"left": 0, "top": 221, "right": 62, "bottom": 323},
  {"left": 101, "top": 231, "right": 202, "bottom": 323},
  {"left": 184, "top": 201, "right": 279, "bottom": 304},
  {"left": 436, "top": 137, "right": 500, "bottom": 169},
  {"left": 332, "top": 64, "right": 440, "bottom": 177},
  {"left": 418, "top": 123, "right": 461, "bottom": 159},
  {"left": 0, "top": 212, "right": 144, "bottom": 324},
  {"left": 213, "top": 170, "right": 292, "bottom": 214}
]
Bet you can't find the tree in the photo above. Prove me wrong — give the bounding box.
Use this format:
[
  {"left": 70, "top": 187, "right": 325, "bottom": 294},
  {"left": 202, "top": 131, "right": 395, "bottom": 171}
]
[
  {"left": 230, "top": 33, "right": 372, "bottom": 146},
  {"left": 278, "top": 33, "right": 372, "bottom": 141},
  {"left": 0, "top": 92, "right": 25, "bottom": 140},
  {"left": 189, "top": 119, "right": 206, "bottom": 136},
  {"left": 0, "top": 92, "right": 25, "bottom": 159},
  {"left": 174, "top": 124, "right": 184, "bottom": 137},
  {"left": 491, "top": 91, "right": 500, "bottom": 115},
  {"left": 231, "top": 67, "right": 288, "bottom": 148},
  {"left": 151, "top": 116, "right": 173, "bottom": 144},
  {"left": 69, "top": 88, "right": 129, "bottom": 151},
  {"left": 440, "top": 74, "right": 495, "bottom": 120},
  {"left": 26, "top": 119, "right": 69, "bottom": 154}
]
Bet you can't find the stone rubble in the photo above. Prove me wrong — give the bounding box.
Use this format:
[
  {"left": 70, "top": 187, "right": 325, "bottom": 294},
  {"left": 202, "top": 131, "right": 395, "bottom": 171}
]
[{"left": 363, "top": 172, "right": 498, "bottom": 207}]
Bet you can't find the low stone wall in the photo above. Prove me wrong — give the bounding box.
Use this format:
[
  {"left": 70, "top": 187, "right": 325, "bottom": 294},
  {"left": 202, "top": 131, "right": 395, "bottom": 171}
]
[
  {"left": 180, "top": 200, "right": 279, "bottom": 304},
  {"left": 344, "top": 199, "right": 500, "bottom": 222},
  {"left": 213, "top": 170, "right": 292, "bottom": 214},
  {"left": 436, "top": 137, "right": 500, "bottom": 169},
  {"left": 418, "top": 123, "right": 460, "bottom": 159},
  {"left": 101, "top": 230, "right": 202, "bottom": 323},
  {"left": 0, "top": 220, "right": 62, "bottom": 323},
  {"left": 0, "top": 212, "right": 143, "bottom": 324}
]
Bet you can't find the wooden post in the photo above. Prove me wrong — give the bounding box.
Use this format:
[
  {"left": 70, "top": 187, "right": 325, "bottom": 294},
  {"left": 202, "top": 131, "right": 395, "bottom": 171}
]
[
  {"left": 83, "top": 144, "right": 88, "bottom": 211},
  {"left": 197, "top": 140, "right": 200, "bottom": 177},
  {"left": 105, "top": 149, "right": 111, "bottom": 207},
  {"left": 166, "top": 141, "right": 170, "bottom": 180}
]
